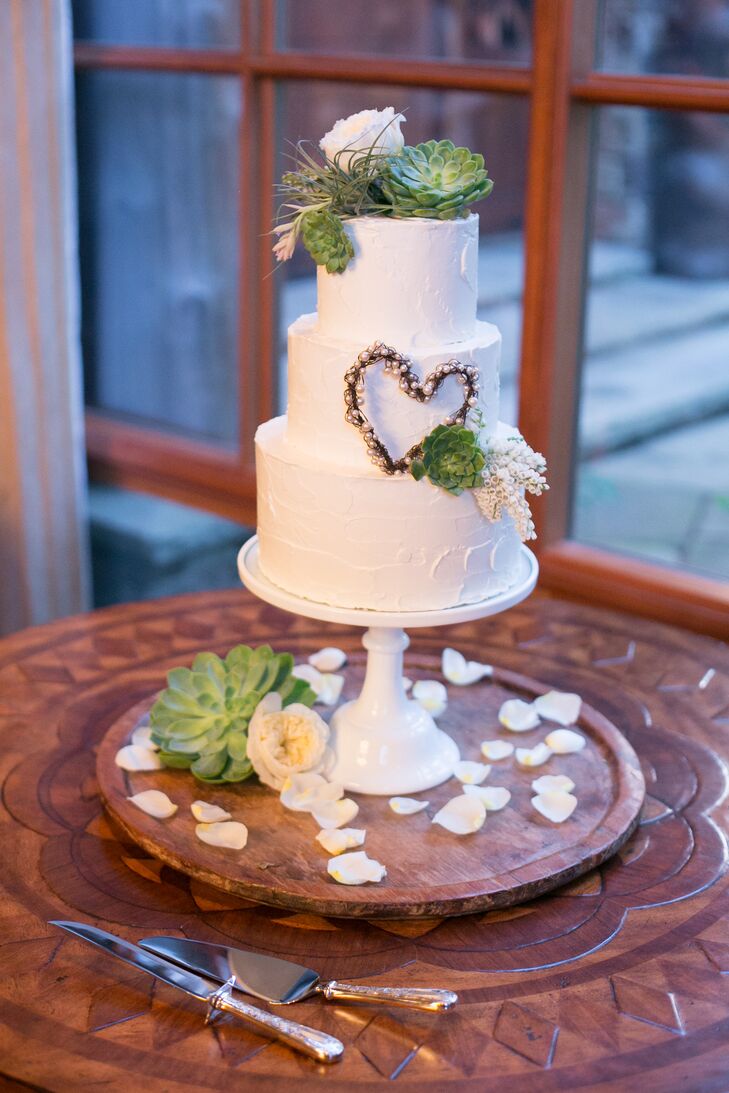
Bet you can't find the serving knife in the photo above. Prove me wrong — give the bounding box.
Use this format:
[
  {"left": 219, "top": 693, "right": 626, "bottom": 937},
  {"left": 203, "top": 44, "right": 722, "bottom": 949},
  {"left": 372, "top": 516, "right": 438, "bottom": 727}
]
[
  {"left": 50, "top": 921, "right": 343, "bottom": 1064},
  {"left": 139, "top": 936, "right": 457, "bottom": 1012}
]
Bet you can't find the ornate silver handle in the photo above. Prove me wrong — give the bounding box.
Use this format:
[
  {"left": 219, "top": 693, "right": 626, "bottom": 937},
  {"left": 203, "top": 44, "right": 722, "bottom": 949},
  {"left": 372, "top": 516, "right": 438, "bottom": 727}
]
[
  {"left": 207, "top": 978, "right": 344, "bottom": 1063},
  {"left": 321, "top": 981, "right": 458, "bottom": 1012}
]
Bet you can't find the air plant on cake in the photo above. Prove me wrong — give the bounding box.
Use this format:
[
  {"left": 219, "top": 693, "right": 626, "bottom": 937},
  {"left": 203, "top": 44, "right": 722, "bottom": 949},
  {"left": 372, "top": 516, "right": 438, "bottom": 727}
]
[{"left": 272, "top": 108, "right": 494, "bottom": 272}]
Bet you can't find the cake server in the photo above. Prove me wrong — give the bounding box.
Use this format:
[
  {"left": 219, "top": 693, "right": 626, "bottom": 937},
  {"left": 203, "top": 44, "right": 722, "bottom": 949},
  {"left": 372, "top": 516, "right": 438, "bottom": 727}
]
[
  {"left": 139, "top": 936, "right": 457, "bottom": 1011},
  {"left": 50, "top": 921, "right": 343, "bottom": 1064}
]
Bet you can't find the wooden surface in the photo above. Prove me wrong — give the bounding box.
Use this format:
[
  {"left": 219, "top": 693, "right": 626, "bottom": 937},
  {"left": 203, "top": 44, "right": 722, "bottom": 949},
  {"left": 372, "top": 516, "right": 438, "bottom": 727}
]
[
  {"left": 1, "top": 588, "right": 729, "bottom": 1090},
  {"left": 97, "top": 670, "right": 644, "bottom": 919}
]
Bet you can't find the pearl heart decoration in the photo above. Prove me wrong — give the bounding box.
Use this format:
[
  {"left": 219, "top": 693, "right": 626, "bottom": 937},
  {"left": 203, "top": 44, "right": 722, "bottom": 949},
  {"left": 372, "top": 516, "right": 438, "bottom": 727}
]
[{"left": 344, "top": 341, "right": 480, "bottom": 475}]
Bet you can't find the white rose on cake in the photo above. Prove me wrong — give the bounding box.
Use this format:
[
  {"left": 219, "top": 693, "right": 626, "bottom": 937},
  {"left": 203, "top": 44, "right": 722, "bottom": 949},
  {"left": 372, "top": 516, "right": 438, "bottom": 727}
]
[
  {"left": 247, "top": 692, "right": 332, "bottom": 790},
  {"left": 320, "top": 107, "right": 404, "bottom": 172}
]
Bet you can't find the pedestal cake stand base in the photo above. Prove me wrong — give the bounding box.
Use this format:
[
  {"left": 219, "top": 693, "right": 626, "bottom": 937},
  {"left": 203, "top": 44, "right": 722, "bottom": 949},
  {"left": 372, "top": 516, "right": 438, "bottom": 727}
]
[{"left": 237, "top": 537, "right": 538, "bottom": 795}]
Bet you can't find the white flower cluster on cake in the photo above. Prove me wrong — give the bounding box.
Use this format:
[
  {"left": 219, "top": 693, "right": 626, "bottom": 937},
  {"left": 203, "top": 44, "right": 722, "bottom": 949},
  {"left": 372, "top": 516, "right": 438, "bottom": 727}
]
[{"left": 474, "top": 433, "right": 549, "bottom": 541}]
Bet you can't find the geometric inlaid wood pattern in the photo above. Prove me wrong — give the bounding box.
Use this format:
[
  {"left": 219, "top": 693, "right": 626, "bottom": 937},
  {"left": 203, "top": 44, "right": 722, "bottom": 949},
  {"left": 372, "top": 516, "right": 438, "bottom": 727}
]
[
  {"left": 97, "top": 671, "right": 644, "bottom": 918},
  {"left": 1, "top": 588, "right": 728, "bottom": 1090}
]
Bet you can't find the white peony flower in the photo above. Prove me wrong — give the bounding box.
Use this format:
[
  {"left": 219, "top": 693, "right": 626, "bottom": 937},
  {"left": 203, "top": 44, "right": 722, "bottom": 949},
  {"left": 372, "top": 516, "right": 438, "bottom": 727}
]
[
  {"left": 320, "top": 107, "right": 404, "bottom": 172},
  {"left": 247, "top": 693, "right": 332, "bottom": 790}
]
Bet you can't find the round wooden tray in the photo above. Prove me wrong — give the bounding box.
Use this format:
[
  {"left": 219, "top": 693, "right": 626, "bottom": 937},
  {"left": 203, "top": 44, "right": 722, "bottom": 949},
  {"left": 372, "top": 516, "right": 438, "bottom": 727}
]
[{"left": 97, "top": 665, "right": 645, "bottom": 919}]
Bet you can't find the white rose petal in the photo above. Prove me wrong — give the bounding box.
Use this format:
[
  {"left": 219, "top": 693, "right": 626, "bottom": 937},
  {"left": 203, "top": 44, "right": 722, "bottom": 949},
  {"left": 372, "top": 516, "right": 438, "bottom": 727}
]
[
  {"left": 280, "top": 772, "right": 344, "bottom": 812},
  {"left": 532, "top": 791, "right": 578, "bottom": 823},
  {"left": 480, "top": 739, "right": 515, "bottom": 761},
  {"left": 442, "top": 647, "right": 493, "bottom": 686},
  {"left": 389, "top": 797, "right": 429, "bottom": 815},
  {"left": 412, "top": 680, "right": 448, "bottom": 717},
  {"left": 247, "top": 692, "right": 331, "bottom": 790},
  {"left": 316, "top": 828, "right": 366, "bottom": 855},
  {"left": 312, "top": 797, "right": 359, "bottom": 830},
  {"left": 453, "top": 760, "right": 491, "bottom": 785},
  {"left": 131, "top": 724, "right": 158, "bottom": 751},
  {"left": 515, "top": 743, "right": 553, "bottom": 768},
  {"left": 127, "top": 790, "right": 177, "bottom": 819},
  {"left": 545, "top": 728, "right": 587, "bottom": 754},
  {"left": 402, "top": 677, "right": 413, "bottom": 693},
  {"left": 463, "top": 784, "right": 511, "bottom": 811},
  {"left": 191, "top": 800, "right": 232, "bottom": 823},
  {"left": 327, "top": 850, "right": 386, "bottom": 885},
  {"left": 292, "top": 663, "right": 344, "bottom": 707},
  {"left": 308, "top": 647, "right": 347, "bottom": 673},
  {"left": 534, "top": 690, "right": 582, "bottom": 726},
  {"left": 115, "top": 745, "right": 162, "bottom": 772},
  {"left": 498, "top": 699, "right": 540, "bottom": 732},
  {"left": 320, "top": 106, "right": 404, "bottom": 172},
  {"left": 195, "top": 820, "right": 249, "bottom": 850},
  {"left": 317, "top": 674, "right": 345, "bottom": 706},
  {"left": 432, "top": 795, "right": 486, "bottom": 834},
  {"left": 531, "top": 774, "right": 575, "bottom": 794}
]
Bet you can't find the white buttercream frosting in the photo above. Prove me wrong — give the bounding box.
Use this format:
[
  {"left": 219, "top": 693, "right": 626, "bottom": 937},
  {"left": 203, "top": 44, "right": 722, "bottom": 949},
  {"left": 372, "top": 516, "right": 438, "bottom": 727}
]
[
  {"left": 286, "top": 314, "right": 501, "bottom": 473},
  {"left": 255, "top": 417, "right": 522, "bottom": 612},
  {"left": 316, "top": 215, "right": 479, "bottom": 346}
]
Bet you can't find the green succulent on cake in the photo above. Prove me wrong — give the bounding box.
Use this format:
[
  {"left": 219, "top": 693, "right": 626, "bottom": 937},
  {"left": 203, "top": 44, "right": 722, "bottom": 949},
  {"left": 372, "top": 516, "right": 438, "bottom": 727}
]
[
  {"left": 150, "top": 644, "right": 316, "bottom": 784},
  {"left": 380, "top": 140, "right": 493, "bottom": 220},
  {"left": 410, "top": 424, "right": 486, "bottom": 495},
  {"left": 300, "top": 209, "right": 355, "bottom": 273}
]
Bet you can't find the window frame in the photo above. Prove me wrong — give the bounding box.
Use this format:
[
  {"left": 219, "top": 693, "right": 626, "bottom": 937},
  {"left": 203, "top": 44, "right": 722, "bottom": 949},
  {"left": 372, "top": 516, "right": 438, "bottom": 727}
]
[{"left": 73, "top": 0, "right": 729, "bottom": 636}]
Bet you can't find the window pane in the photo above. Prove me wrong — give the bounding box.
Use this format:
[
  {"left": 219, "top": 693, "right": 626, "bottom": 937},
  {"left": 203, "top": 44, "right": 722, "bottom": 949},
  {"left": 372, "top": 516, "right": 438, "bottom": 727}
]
[
  {"left": 75, "top": 70, "right": 241, "bottom": 445},
  {"left": 597, "top": 0, "right": 729, "bottom": 78},
  {"left": 274, "top": 83, "right": 528, "bottom": 425},
  {"left": 573, "top": 106, "right": 729, "bottom": 582},
  {"left": 277, "top": 0, "right": 532, "bottom": 63},
  {"left": 72, "top": 0, "right": 241, "bottom": 49}
]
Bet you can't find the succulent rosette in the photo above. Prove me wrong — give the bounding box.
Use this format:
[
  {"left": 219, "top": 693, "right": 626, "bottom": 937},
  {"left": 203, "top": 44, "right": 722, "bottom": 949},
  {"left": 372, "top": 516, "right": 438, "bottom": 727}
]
[
  {"left": 301, "top": 209, "right": 354, "bottom": 273},
  {"left": 380, "top": 139, "right": 493, "bottom": 220},
  {"left": 410, "top": 424, "right": 486, "bottom": 495},
  {"left": 150, "top": 644, "right": 316, "bottom": 784}
]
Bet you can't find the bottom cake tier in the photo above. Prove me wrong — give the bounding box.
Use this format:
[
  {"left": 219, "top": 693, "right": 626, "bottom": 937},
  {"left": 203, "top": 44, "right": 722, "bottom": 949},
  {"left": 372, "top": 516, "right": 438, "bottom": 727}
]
[{"left": 255, "top": 416, "right": 523, "bottom": 612}]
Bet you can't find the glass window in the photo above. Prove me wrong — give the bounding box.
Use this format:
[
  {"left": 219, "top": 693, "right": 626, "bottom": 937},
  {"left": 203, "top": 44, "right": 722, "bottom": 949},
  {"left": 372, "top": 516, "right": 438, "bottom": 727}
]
[
  {"left": 71, "top": 0, "right": 242, "bottom": 49},
  {"left": 75, "top": 70, "right": 241, "bottom": 445},
  {"left": 273, "top": 82, "right": 529, "bottom": 425},
  {"left": 573, "top": 105, "right": 729, "bottom": 581},
  {"left": 277, "top": 0, "right": 532, "bottom": 64},
  {"left": 597, "top": 0, "right": 729, "bottom": 79}
]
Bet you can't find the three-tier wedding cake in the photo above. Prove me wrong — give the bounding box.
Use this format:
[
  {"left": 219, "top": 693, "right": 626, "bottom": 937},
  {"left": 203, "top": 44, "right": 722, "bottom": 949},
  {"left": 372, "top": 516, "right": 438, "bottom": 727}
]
[{"left": 255, "top": 108, "right": 545, "bottom": 613}]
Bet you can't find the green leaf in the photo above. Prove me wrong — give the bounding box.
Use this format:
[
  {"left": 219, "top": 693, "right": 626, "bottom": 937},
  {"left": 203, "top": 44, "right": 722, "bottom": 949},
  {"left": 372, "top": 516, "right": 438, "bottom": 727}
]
[{"left": 191, "top": 751, "right": 228, "bottom": 780}]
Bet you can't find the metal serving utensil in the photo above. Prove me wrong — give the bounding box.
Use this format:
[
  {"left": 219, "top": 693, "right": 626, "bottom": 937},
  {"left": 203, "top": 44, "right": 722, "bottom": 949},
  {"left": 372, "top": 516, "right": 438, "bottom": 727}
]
[
  {"left": 140, "top": 936, "right": 457, "bottom": 1012},
  {"left": 50, "top": 921, "right": 343, "bottom": 1064}
]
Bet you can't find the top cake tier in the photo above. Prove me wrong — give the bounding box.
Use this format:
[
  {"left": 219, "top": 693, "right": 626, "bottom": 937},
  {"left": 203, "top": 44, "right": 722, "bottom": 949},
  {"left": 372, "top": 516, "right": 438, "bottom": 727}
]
[{"left": 316, "top": 215, "right": 479, "bottom": 347}]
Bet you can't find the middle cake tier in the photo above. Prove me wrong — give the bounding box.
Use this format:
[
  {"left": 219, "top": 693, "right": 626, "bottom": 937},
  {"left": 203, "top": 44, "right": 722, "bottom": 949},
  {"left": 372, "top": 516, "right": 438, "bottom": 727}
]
[{"left": 285, "top": 313, "right": 501, "bottom": 474}]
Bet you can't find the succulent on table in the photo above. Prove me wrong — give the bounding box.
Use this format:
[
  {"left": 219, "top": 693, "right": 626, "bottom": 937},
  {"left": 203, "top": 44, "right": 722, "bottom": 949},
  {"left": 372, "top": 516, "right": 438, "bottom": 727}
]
[
  {"left": 380, "top": 140, "right": 493, "bottom": 220},
  {"left": 300, "top": 209, "right": 355, "bottom": 273},
  {"left": 410, "top": 424, "right": 486, "bottom": 495},
  {"left": 150, "top": 645, "right": 316, "bottom": 784}
]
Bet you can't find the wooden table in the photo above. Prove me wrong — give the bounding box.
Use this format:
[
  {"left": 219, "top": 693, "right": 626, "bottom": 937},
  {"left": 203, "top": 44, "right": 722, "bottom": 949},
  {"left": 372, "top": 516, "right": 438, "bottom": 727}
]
[{"left": 1, "top": 589, "right": 728, "bottom": 1091}]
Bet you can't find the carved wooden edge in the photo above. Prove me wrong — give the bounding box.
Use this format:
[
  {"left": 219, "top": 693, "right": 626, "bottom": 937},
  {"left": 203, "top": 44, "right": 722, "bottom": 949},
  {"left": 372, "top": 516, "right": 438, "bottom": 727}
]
[{"left": 97, "top": 670, "right": 646, "bottom": 920}]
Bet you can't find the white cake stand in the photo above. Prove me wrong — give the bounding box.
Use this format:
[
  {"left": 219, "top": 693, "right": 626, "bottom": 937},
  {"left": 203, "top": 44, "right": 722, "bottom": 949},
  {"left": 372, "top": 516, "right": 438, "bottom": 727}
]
[{"left": 237, "top": 537, "right": 538, "bottom": 796}]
